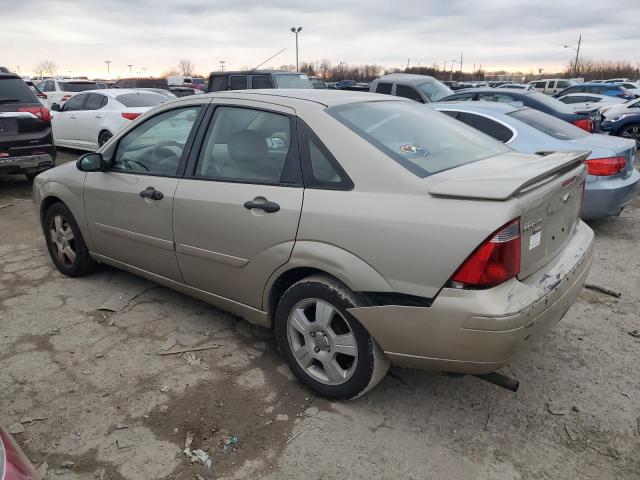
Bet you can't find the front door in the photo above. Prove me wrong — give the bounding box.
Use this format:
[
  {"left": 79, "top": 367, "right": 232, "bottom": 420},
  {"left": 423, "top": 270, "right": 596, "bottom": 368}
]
[
  {"left": 173, "top": 102, "right": 303, "bottom": 308},
  {"left": 84, "top": 105, "right": 203, "bottom": 281},
  {"left": 52, "top": 93, "right": 87, "bottom": 146}
]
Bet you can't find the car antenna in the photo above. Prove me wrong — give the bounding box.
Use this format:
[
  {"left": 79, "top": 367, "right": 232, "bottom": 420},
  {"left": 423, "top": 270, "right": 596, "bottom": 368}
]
[{"left": 250, "top": 48, "right": 287, "bottom": 72}]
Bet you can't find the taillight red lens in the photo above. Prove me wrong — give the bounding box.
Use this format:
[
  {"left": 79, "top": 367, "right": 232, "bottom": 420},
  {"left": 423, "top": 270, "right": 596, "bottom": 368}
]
[
  {"left": 18, "top": 106, "right": 51, "bottom": 123},
  {"left": 121, "top": 112, "right": 141, "bottom": 120},
  {"left": 452, "top": 219, "right": 521, "bottom": 288},
  {"left": 572, "top": 119, "right": 594, "bottom": 132},
  {"left": 36, "top": 93, "right": 47, "bottom": 99},
  {"left": 585, "top": 157, "right": 626, "bottom": 176},
  {"left": 0, "top": 427, "right": 39, "bottom": 479}
]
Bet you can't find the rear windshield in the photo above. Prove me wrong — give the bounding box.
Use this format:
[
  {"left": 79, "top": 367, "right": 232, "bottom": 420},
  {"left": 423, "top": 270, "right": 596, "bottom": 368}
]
[
  {"left": 273, "top": 74, "right": 313, "bottom": 89},
  {"left": 328, "top": 101, "right": 510, "bottom": 177},
  {"left": 59, "top": 81, "right": 97, "bottom": 92},
  {"left": 528, "top": 92, "right": 575, "bottom": 113},
  {"left": 0, "top": 77, "right": 39, "bottom": 103},
  {"left": 135, "top": 79, "right": 169, "bottom": 88},
  {"left": 416, "top": 80, "right": 453, "bottom": 102},
  {"left": 508, "top": 108, "right": 589, "bottom": 140},
  {"left": 116, "top": 92, "right": 165, "bottom": 107}
]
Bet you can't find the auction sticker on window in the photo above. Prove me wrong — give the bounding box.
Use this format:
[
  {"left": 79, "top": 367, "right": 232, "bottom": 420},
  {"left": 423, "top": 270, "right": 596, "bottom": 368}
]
[{"left": 529, "top": 229, "right": 542, "bottom": 250}]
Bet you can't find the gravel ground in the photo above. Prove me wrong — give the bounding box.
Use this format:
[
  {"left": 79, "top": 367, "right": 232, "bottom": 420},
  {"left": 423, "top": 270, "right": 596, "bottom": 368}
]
[{"left": 0, "top": 149, "right": 639, "bottom": 480}]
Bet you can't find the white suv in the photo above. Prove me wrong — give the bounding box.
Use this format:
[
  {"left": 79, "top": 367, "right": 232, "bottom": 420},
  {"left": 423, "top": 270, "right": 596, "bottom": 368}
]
[
  {"left": 529, "top": 79, "right": 573, "bottom": 95},
  {"left": 36, "top": 78, "right": 100, "bottom": 108}
]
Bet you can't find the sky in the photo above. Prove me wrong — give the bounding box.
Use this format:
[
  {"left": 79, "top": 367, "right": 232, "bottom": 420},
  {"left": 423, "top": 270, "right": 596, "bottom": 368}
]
[{"left": 1, "top": 0, "right": 638, "bottom": 78}]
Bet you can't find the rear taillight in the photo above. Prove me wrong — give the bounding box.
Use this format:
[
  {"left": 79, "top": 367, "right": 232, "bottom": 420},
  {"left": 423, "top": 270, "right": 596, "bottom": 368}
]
[
  {"left": 572, "top": 119, "right": 594, "bottom": 132},
  {"left": 18, "top": 106, "right": 51, "bottom": 123},
  {"left": 121, "top": 112, "right": 141, "bottom": 120},
  {"left": 451, "top": 219, "right": 521, "bottom": 288},
  {"left": 0, "top": 427, "right": 39, "bottom": 479},
  {"left": 36, "top": 93, "right": 47, "bottom": 99},
  {"left": 585, "top": 157, "right": 626, "bottom": 176}
]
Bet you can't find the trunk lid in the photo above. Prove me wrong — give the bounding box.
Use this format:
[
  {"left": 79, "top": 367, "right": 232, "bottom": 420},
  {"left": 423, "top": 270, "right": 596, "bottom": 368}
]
[
  {"left": 565, "top": 134, "right": 636, "bottom": 178},
  {"left": 429, "top": 150, "right": 589, "bottom": 279}
]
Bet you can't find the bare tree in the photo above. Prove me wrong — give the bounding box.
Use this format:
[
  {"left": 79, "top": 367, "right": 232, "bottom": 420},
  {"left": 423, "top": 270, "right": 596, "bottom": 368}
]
[
  {"left": 177, "top": 59, "right": 195, "bottom": 76},
  {"left": 35, "top": 60, "right": 58, "bottom": 78}
]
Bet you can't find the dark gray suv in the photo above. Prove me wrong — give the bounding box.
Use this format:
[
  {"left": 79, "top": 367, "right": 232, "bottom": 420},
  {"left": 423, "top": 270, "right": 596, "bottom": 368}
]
[{"left": 207, "top": 70, "right": 313, "bottom": 92}]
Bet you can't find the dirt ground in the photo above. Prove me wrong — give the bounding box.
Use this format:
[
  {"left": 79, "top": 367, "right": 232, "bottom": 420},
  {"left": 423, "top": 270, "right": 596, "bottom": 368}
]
[{"left": 1, "top": 149, "right": 639, "bottom": 480}]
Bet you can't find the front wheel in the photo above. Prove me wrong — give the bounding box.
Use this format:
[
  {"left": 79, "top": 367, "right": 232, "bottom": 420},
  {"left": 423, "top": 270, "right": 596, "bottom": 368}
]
[
  {"left": 44, "top": 202, "right": 98, "bottom": 277},
  {"left": 620, "top": 124, "right": 640, "bottom": 148},
  {"left": 275, "top": 275, "right": 389, "bottom": 400}
]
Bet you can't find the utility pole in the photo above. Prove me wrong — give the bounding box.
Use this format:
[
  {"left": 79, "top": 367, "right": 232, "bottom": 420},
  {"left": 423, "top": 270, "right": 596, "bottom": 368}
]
[
  {"left": 406, "top": 58, "right": 410, "bottom": 70},
  {"left": 104, "top": 60, "right": 111, "bottom": 76},
  {"left": 127, "top": 64, "right": 133, "bottom": 75},
  {"left": 290, "top": 26, "right": 302, "bottom": 71},
  {"left": 219, "top": 60, "right": 226, "bottom": 71},
  {"left": 574, "top": 34, "right": 581, "bottom": 76},
  {"left": 472, "top": 63, "right": 476, "bottom": 81},
  {"left": 460, "top": 52, "right": 463, "bottom": 73},
  {"left": 443, "top": 60, "right": 447, "bottom": 72},
  {"left": 449, "top": 60, "right": 456, "bottom": 81}
]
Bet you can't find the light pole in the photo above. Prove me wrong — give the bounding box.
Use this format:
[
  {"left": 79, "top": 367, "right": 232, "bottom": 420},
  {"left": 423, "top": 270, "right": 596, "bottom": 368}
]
[
  {"left": 449, "top": 60, "right": 457, "bottom": 81},
  {"left": 127, "top": 64, "right": 133, "bottom": 75},
  {"left": 104, "top": 60, "right": 111, "bottom": 76},
  {"left": 564, "top": 34, "right": 581, "bottom": 77},
  {"left": 290, "top": 26, "right": 302, "bottom": 71},
  {"left": 219, "top": 60, "right": 226, "bottom": 71}
]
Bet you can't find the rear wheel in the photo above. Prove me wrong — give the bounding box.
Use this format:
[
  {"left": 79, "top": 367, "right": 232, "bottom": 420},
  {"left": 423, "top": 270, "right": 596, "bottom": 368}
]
[
  {"left": 44, "top": 202, "right": 98, "bottom": 277},
  {"left": 275, "top": 275, "right": 389, "bottom": 399},
  {"left": 98, "top": 130, "right": 113, "bottom": 147},
  {"left": 620, "top": 124, "right": 640, "bottom": 148}
]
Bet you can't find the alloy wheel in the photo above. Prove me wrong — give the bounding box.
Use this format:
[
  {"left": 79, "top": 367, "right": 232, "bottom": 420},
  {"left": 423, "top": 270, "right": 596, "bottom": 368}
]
[
  {"left": 286, "top": 298, "right": 359, "bottom": 385},
  {"left": 49, "top": 214, "right": 76, "bottom": 267},
  {"left": 621, "top": 124, "right": 640, "bottom": 147}
]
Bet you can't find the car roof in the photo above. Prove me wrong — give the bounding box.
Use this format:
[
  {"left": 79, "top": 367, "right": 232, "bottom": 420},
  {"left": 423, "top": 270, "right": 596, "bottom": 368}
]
[
  {"left": 194, "top": 89, "right": 405, "bottom": 108},
  {"left": 453, "top": 88, "right": 531, "bottom": 95},
  {"left": 375, "top": 73, "right": 436, "bottom": 84},
  {"left": 431, "top": 101, "right": 522, "bottom": 115},
  {"left": 0, "top": 72, "right": 21, "bottom": 80},
  {"left": 73, "top": 88, "right": 165, "bottom": 98},
  {"left": 572, "top": 82, "right": 623, "bottom": 87},
  {"left": 209, "top": 70, "right": 303, "bottom": 75}
]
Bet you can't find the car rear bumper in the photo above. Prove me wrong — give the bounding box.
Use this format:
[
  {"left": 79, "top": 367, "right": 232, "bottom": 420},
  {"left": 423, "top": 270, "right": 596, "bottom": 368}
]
[
  {"left": 348, "top": 221, "right": 594, "bottom": 374},
  {"left": 582, "top": 169, "right": 640, "bottom": 220},
  {"left": 0, "top": 150, "right": 55, "bottom": 175}
]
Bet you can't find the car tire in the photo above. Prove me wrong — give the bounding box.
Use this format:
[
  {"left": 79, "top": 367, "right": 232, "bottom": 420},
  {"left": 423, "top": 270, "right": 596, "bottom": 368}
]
[
  {"left": 43, "top": 202, "right": 98, "bottom": 277},
  {"left": 275, "top": 275, "right": 390, "bottom": 400},
  {"left": 620, "top": 124, "right": 640, "bottom": 147},
  {"left": 98, "top": 130, "right": 113, "bottom": 147}
]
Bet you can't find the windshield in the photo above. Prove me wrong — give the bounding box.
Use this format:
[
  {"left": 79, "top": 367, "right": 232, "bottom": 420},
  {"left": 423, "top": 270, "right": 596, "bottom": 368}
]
[
  {"left": 527, "top": 91, "right": 575, "bottom": 113},
  {"left": 508, "top": 108, "right": 589, "bottom": 140},
  {"left": 416, "top": 80, "right": 453, "bottom": 102},
  {"left": 274, "top": 74, "right": 313, "bottom": 89},
  {"left": 116, "top": 92, "right": 166, "bottom": 107},
  {"left": 59, "top": 81, "right": 97, "bottom": 92},
  {"left": 328, "top": 101, "right": 510, "bottom": 178},
  {"left": 0, "top": 78, "right": 39, "bottom": 103}
]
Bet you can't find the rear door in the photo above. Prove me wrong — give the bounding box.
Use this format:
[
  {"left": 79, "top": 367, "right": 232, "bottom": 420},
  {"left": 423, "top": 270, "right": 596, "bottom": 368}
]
[
  {"left": 84, "top": 103, "right": 205, "bottom": 280},
  {"left": 173, "top": 100, "right": 303, "bottom": 308},
  {"left": 75, "top": 93, "right": 108, "bottom": 149}
]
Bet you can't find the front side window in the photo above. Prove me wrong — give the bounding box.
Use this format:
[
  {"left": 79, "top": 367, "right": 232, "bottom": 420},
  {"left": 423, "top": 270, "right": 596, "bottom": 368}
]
[
  {"left": 113, "top": 106, "right": 201, "bottom": 176},
  {"left": 273, "top": 74, "right": 313, "bottom": 89},
  {"left": 229, "top": 76, "right": 248, "bottom": 90},
  {"left": 557, "top": 80, "right": 570, "bottom": 88},
  {"left": 195, "top": 106, "right": 293, "bottom": 184},
  {"left": 548, "top": 81, "right": 556, "bottom": 88},
  {"left": 508, "top": 108, "right": 588, "bottom": 140},
  {"left": 416, "top": 80, "right": 452, "bottom": 102},
  {"left": 328, "top": 101, "right": 509, "bottom": 178},
  {"left": 63, "top": 94, "right": 88, "bottom": 111},
  {"left": 534, "top": 81, "right": 546, "bottom": 89},
  {"left": 396, "top": 85, "right": 424, "bottom": 103},
  {"left": 456, "top": 112, "right": 514, "bottom": 143}
]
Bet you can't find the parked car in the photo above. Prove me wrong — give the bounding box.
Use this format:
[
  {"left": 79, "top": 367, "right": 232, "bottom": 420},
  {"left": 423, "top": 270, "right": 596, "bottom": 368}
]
[
  {"left": 112, "top": 77, "right": 194, "bottom": 97},
  {"left": 0, "top": 423, "right": 40, "bottom": 479},
  {"left": 556, "top": 82, "right": 637, "bottom": 100},
  {"left": 33, "top": 90, "right": 594, "bottom": 398},
  {"left": 599, "top": 97, "right": 640, "bottom": 118},
  {"left": 0, "top": 71, "right": 56, "bottom": 180},
  {"left": 605, "top": 78, "right": 631, "bottom": 83},
  {"left": 432, "top": 102, "right": 639, "bottom": 220},
  {"left": 529, "top": 78, "right": 573, "bottom": 95},
  {"left": 167, "top": 75, "right": 193, "bottom": 86},
  {"left": 615, "top": 81, "right": 640, "bottom": 96},
  {"left": 600, "top": 110, "right": 640, "bottom": 147},
  {"left": 51, "top": 89, "right": 168, "bottom": 150},
  {"left": 36, "top": 78, "right": 100, "bottom": 108},
  {"left": 23, "top": 79, "right": 48, "bottom": 105},
  {"left": 440, "top": 88, "right": 599, "bottom": 132},
  {"left": 207, "top": 70, "right": 313, "bottom": 91},
  {"left": 556, "top": 93, "right": 626, "bottom": 113},
  {"left": 308, "top": 76, "right": 327, "bottom": 89},
  {"left": 496, "top": 83, "right": 534, "bottom": 91},
  {"left": 369, "top": 73, "right": 452, "bottom": 103},
  {"left": 0, "top": 66, "right": 10, "bottom": 73}
]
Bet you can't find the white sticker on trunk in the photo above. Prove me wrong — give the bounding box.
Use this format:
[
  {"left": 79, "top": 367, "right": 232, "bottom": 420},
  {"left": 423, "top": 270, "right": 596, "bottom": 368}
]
[{"left": 529, "top": 230, "right": 542, "bottom": 250}]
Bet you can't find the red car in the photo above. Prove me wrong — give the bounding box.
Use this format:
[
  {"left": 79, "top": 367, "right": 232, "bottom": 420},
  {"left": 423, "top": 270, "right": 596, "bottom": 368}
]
[{"left": 0, "top": 425, "right": 39, "bottom": 480}]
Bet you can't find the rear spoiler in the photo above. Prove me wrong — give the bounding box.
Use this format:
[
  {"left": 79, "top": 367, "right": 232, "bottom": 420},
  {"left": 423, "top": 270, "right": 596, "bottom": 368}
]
[{"left": 429, "top": 151, "right": 590, "bottom": 201}]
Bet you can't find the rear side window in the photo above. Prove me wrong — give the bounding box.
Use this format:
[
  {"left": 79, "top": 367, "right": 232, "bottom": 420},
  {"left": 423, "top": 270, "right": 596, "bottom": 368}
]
[
  {"left": 85, "top": 93, "right": 107, "bottom": 110},
  {"left": 59, "top": 82, "right": 97, "bottom": 92},
  {"left": 478, "top": 93, "right": 517, "bottom": 104},
  {"left": 396, "top": 85, "right": 424, "bottom": 103},
  {"left": 328, "top": 101, "right": 509, "bottom": 178},
  {"left": 375, "top": 82, "right": 393, "bottom": 95},
  {"left": 548, "top": 81, "right": 555, "bottom": 88},
  {"left": 251, "top": 75, "right": 274, "bottom": 89},
  {"left": 508, "top": 108, "right": 588, "bottom": 140},
  {"left": 116, "top": 92, "right": 165, "bottom": 107},
  {"left": 0, "top": 78, "right": 39, "bottom": 103},
  {"left": 229, "top": 75, "right": 248, "bottom": 90},
  {"left": 298, "top": 121, "right": 352, "bottom": 190},
  {"left": 533, "top": 81, "right": 546, "bottom": 89},
  {"left": 456, "top": 112, "right": 514, "bottom": 143},
  {"left": 210, "top": 75, "right": 228, "bottom": 91}
]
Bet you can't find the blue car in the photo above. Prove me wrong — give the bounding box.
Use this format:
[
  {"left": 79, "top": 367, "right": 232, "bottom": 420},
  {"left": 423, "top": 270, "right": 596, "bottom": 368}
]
[
  {"left": 432, "top": 102, "right": 640, "bottom": 220},
  {"left": 600, "top": 110, "right": 640, "bottom": 148},
  {"left": 556, "top": 82, "right": 637, "bottom": 101}
]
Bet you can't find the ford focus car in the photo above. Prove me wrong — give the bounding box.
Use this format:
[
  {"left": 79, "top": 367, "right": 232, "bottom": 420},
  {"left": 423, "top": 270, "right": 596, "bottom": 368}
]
[{"left": 33, "top": 90, "right": 594, "bottom": 399}]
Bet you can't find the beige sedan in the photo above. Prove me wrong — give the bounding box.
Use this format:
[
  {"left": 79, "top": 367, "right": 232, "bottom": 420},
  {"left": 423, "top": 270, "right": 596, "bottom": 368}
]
[{"left": 33, "top": 90, "right": 594, "bottom": 399}]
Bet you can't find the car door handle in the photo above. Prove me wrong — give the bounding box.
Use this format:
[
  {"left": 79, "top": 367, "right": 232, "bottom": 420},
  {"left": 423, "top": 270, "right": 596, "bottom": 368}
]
[
  {"left": 139, "top": 187, "right": 164, "bottom": 200},
  {"left": 70, "top": 115, "right": 77, "bottom": 119},
  {"left": 95, "top": 114, "right": 103, "bottom": 118},
  {"left": 244, "top": 199, "right": 280, "bottom": 213}
]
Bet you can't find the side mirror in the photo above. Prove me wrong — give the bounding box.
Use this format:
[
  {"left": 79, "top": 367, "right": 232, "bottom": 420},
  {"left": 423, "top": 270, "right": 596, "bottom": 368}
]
[
  {"left": 51, "top": 103, "right": 61, "bottom": 112},
  {"left": 76, "top": 152, "right": 108, "bottom": 172}
]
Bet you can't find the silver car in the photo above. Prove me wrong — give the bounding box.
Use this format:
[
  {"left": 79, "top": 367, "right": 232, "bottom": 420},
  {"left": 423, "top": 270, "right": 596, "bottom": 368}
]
[
  {"left": 432, "top": 102, "right": 640, "bottom": 220},
  {"left": 34, "top": 90, "right": 594, "bottom": 399}
]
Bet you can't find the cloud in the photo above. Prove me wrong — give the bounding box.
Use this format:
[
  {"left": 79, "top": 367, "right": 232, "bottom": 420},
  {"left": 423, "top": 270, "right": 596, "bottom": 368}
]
[{"left": 1, "top": 0, "right": 638, "bottom": 77}]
